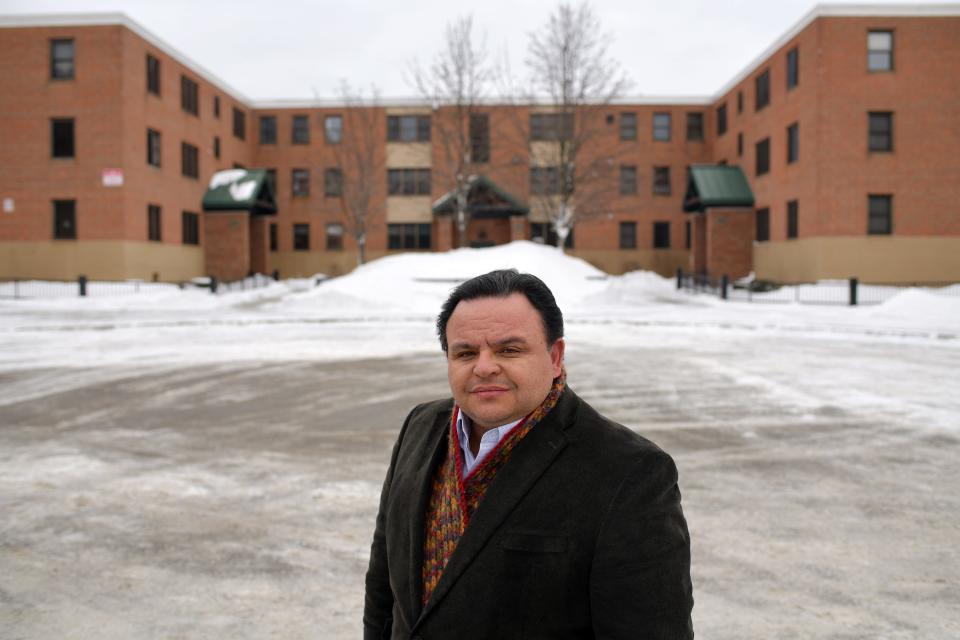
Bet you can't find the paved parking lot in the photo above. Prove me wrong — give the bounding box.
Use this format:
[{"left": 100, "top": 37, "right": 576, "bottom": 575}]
[{"left": 1, "top": 330, "right": 958, "bottom": 639}]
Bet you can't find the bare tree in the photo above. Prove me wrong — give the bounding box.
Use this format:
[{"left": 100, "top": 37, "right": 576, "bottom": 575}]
[
  {"left": 411, "top": 16, "right": 492, "bottom": 248},
  {"left": 524, "top": 2, "right": 630, "bottom": 249},
  {"left": 328, "top": 83, "right": 384, "bottom": 265}
]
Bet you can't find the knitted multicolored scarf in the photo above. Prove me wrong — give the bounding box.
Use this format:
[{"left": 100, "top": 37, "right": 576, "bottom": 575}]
[{"left": 421, "top": 372, "right": 566, "bottom": 606}]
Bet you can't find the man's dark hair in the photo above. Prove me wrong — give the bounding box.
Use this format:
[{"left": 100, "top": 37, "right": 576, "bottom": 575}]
[{"left": 436, "top": 269, "right": 564, "bottom": 352}]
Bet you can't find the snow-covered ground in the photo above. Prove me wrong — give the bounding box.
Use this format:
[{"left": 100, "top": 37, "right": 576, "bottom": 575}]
[{"left": 1, "top": 241, "right": 958, "bottom": 638}]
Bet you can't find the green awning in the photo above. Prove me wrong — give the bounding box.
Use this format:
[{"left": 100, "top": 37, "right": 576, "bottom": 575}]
[
  {"left": 202, "top": 168, "right": 277, "bottom": 215},
  {"left": 683, "top": 165, "right": 754, "bottom": 213},
  {"left": 433, "top": 174, "right": 528, "bottom": 218}
]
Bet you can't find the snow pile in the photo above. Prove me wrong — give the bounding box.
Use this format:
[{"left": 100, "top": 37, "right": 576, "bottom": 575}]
[
  {"left": 865, "top": 288, "right": 960, "bottom": 330},
  {"left": 282, "top": 241, "right": 608, "bottom": 316}
]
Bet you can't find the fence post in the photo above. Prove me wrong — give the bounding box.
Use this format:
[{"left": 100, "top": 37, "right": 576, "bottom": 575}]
[
  {"left": 272, "top": 269, "right": 279, "bottom": 281},
  {"left": 676, "top": 268, "right": 683, "bottom": 290},
  {"left": 721, "top": 275, "right": 729, "bottom": 300},
  {"left": 210, "top": 277, "right": 218, "bottom": 294},
  {"left": 14, "top": 279, "right": 20, "bottom": 299},
  {"left": 849, "top": 278, "right": 858, "bottom": 306},
  {"left": 78, "top": 275, "right": 87, "bottom": 297}
]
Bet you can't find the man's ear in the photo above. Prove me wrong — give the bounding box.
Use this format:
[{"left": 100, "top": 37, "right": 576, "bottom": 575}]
[{"left": 549, "top": 338, "right": 565, "bottom": 377}]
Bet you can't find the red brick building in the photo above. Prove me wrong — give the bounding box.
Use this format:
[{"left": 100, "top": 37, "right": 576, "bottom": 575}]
[{"left": 1, "top": 6, "right": 958, "bottom": 284}]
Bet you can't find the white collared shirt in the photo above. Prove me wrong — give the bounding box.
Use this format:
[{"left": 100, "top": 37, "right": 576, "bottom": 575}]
[{"left": 456, "top": 410, "right": 523, "bottom": 477}]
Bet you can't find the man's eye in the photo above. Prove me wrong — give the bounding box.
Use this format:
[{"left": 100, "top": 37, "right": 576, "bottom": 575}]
[
  {"left": 455, "top": 351, "right": 475, "bottom": 359},
  {"left": 501, "top": 347, "right": 521, "bottom": 355}
]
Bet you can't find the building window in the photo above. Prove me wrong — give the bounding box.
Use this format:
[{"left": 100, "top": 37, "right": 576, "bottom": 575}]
[
  {"left": 181, "top": 142, "right": 199, "bottom": 179},
  {"left": 292, "top": 169, "right": 310, "bottom": 197},
  {"left": 786, "top": 200, "right": 799, "bottom": 239},
  {"left": 148, "top": 204, "right": 161, "bottom": 241},
  {"left": 786, "top": 47, "right": 799, "bottom": 89},
  {"left": 181, "top": 76, "right": 198, "bottom": 115},
  {"left": 388, "top": 223, "right": 432, "bottom": 249},
  {"left": 755, "top": 69, "right": 770, "bottom": 111},
  {"left": 53, "top": 200, "right": 76, "bottom": 239},
  {"left": 387, "top": 115, "right": 430, "bottom": 142},
  {"left": 619, "top": 222, "right": 637, "bottom": 249},
  {"left": 233, "top": 108, "right": 246, "bottom": 140},
  {"left": 213, "top": 135, "right": 220, "bottom": 159},
  {"left": 213, "top": 96, "right": 220, "bottom": 119},
  {"left": 868, "top": 195, "right": 892, "bottom": 235},
  {"left": 387, "top": 168, "right": 431, "bottom": 196},
  {"left": 868, "top": 31, "right": 894, "bottom": 72},
  {"left": 737, "top": 90, "right": 744, "bottom": 114},
  {"left": 686, "top": 112, "right": 704, "bottom": 141},
  {"left": 868, "top": 112, "right": 893, "bottom": 152},
  {"left": 324, "top": 168, "right": 342, "bottom": 197},
  {"left": 292, "top": 115, "right": 310, "bottom": 144},
  {"left": 530, "top": 113, "right": 574, "bottom": 142},
  {"left": 619, "top": 112, "right": 637, "bottom": 141},
  {"left": 293, "top": 223, "right": 310, "bottom": 250},
  {"left": 652, "top": 222, "right": 670, "bottom": 249},
  {"left": 755, "top": 138, "right": 770, "bottom": 176},
  {"left": 147, "top": 129, "right": 161, "bottom": 167},
  {"left": 685, "top": 220, "right": 692, "bottom": 249},
  {"left": 325, "top": 115, "right": 342, "bottom": 143},
  {"left": 51, "top": 118, "right": 75, "bottom": 158},
  {"left": 182, "top": 211, "right": 199, "bottom": 245},
  {"left": 146, "top": 54, "right": 161, "bottom": 95},
  {"left": 50, "top": 39, "right": 74, "bottom": 80},
  {"left": 737, "top": 132, "right": 744, "bottom": 157},
  {"left": 619, "top": 165, "right": 637, "bottom": 195},
  {"left": 266, "top": 168, "right": 277, "bottom": 194},
  {"left": 530, "top": 167, "right": 567, "bottom": 196},
  {"left": 470, "top": 113, "right": 490, "bottom": 163},
  {"left": 326, "top": 223, "right": 344, "bottom": 250},
  {"left": 269, "top": 223, "right": 277, "bottom": 251},
  {"left": 717, "top": 104, "right": 728, "bottom": 136},
  {"left": 259, "top": 116, "right": 277, "bottom": 145},
  {"left": 653, "top": 166, "right": 671, "bottom": 195},
  {"left": 755, "top": 208, "right": 770, "bottom": 242},
  {"left": 652, "top": 112, "right": 671, "bottom": 141},
  {"left": 530, "top": 223, "right": 573, "bottom": 248},
  {"left": 787, "top": 123, "right": 799, "bottom": 163}
]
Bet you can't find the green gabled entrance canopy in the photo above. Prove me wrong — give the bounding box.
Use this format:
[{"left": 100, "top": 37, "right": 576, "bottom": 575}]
[
  {"left": 683, "top": 165, "right": 755, "bottom": 213},
  {"left": 202, "top": 168, "right": 277, "bottom": 215},
  {"left": 432, "top": 174, "right": 529, "bottom": 218}
]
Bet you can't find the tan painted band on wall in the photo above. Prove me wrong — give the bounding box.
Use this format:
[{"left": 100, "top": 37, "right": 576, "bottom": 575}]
[
  {"left": 386, "top": 142, "right": 432, "bottom": 167},
  {"left": 754, "top": 236, "right": 960, "bottom": 284},
  {"left": 271, "top": 249, "right": 389, "bottom": 279},
  {"left": 386, "top": 196, "right": 433, "bottom": 223},
  {"left": 569, "top": 248, "right": 690, "bottom": 277},
  {"left": 0, "top": 241, "right": 204, "bottom": 282}
]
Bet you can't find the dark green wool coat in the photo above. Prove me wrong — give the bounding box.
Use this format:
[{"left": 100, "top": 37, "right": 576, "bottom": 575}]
[{"left": 364, "top": 388, "right": 694, "bottom": 640}]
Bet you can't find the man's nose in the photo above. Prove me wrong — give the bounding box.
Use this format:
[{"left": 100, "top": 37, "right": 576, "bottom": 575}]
[{"left": 473, "top": 350, "right": 500, "bottom": 377}]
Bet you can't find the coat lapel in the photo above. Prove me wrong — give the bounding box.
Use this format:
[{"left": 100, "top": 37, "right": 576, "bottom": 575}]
[
  {"left": 415, "top": 390, "right": 577, "bottom": 626},
  {"left": 389, "top": 402, "right": 451, "bottom": 628}
]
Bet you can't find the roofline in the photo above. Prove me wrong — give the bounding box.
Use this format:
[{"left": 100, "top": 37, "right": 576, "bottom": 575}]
[
  {"left": 2, "top": 5, "right": 959, "bottom": 108},
  {"left": 0, "top": 12, "right": 252, "bottom": 105},
  {"left": 710, "top": 3, "right": 960, "bottom": 101},
  {"left": 250, "top": 94, "right": 715, "bottom": 110}
]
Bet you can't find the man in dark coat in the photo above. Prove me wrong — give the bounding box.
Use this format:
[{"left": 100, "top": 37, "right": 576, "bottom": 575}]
[{"left": 364, "top": 269, "right": 693, "bottom": 639}]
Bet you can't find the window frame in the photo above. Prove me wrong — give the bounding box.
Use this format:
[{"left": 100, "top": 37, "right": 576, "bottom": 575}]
[
  {"left": 755, "top": 138, "right": 771, "bottom": 176},
  {"left": 686, "top": 112, "right": 704, "bottom": 142},
  {"left": 147, "top": 128, "right": 162, "bottom": 167},
  {"left": 755, "top": 208, "right": 770, "bottom": 242},
  {"left": 181, "top": 141, "right": 199, "bottom": 179},
  {"left": 652, "top": 112, "right": 671, "bottom": 142},
  {"left": 469, "top": 113, "right": 490, "bottom": 163},
  {"left": 181, "top": 211, "right": 199, "bottom": 245},
  {"left": 50, "top": 39, "right": 74, "bottom": 80},
  {"left": 787, "top": 200, "right": 799, "bottom": 239},
  {"left": 51, "top": 118, "right": 75, "bottom": 158},
  {"left": 868, "top": 30, "right": 894, "bottom": 72},
  {"left": 291, "top": 114, "right": 310, "bottom": 145},
  {"left": 269, "top": 223, "right": 278, "bottom": 251},
  {"left": 386, "top": 115, "right": 431, "bottom": 142},
  {"left": 326, "top": 223, "right": 344, "bottom": 251},
  {"left": 387, "top": 223, "right": 432, "bottom": 250},
  {"left": 53, "top": 199, "right": 76, "bottom": 240},
  {"left": 652, "top": 221, "right": 671, "bottom": 249},
  {"left": 325, "top": 115, "right": 343, "bottom": 144},
  {"left": 787, "top": 123, "right": 799, "bottom": 164},
  {"left": 786, "top": 47, "right": 799, "bottom": 89},
  {"left": 293, "top": 223, "right": 310, "bottom": 251},
  {"left": 233, "top": 107, "right": 246, "bottom": 140},
  {"left": 291, "top": 168, "right": 310, "bottom": 197},
  {"left": 324, "top": 168, "right": 343, "bottom": 197},
  {"left": 146, "top": 53, "right": 161, "bottom": 95},
  {"left": 180, "top": 75, "right": 199, "bottom": 116},
  {"left": 619, "top": 221, "right": 637, "bottom": 249},
  {"left": 259, "top": 115, "right": 277, "bottom": 145},
  {"left": 619, "top": 112, "right": 637, "bottom": 141},
  {"left": 653, "top": 166, "right": 671, "bottom": 196},
  {"left": 868, "top": 112, "right": 893, "bottom": 152},
  {"left": 530, "top": 113, "right": 574, "bottom": 142},
  {"left": 716, "top": 104, "right": 728, "bottom": 136},
  {"left": 147, "top": 204, "right": 162, "bottom": 242},
  {"left": 868, "top": 194, "right": 893, "bottom": 235},
  {"left": 755, "top": 69, "right": 771, "bottom": 111},
  {"left": 619, "top": 165, "right": 638, "bottom": 195},
  {"left": 387, "top": 169, "right": 431, "bottom": 196}
]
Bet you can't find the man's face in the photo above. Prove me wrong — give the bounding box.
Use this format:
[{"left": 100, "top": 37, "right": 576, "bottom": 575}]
[{"left": 445, "top": 293, "right": 564, "bottom": 430}]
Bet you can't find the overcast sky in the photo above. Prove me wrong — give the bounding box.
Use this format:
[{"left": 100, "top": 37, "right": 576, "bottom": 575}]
[{"left": 0, "top": 0, "right": 937, "bottom": 101}]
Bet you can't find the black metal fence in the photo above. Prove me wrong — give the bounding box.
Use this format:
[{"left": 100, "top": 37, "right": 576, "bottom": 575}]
[
  {"left": 677, "top": 269, "right": 959, "bottom": 306},
  {"left": 0, "top": 273, "right": 280, "bottom": 300}
]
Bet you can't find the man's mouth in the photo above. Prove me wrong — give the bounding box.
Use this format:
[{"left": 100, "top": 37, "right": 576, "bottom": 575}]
[{"left": 471, "top": 385, "right": 510, "bottom": 396}]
